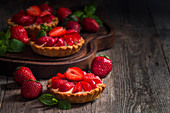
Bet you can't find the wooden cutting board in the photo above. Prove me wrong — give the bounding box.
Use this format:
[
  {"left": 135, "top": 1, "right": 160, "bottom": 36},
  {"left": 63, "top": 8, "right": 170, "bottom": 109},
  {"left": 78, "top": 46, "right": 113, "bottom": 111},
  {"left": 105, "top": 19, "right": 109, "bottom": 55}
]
[{"left": 0, "top": 23, "right": 115, "bottom": 79}]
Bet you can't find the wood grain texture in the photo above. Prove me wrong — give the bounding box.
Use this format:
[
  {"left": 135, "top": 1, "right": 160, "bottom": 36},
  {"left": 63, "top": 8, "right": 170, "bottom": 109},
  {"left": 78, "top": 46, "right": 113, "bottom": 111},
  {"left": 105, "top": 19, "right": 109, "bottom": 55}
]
[{"left": 0, "top": 0, "right": 170, "bottom": 113}]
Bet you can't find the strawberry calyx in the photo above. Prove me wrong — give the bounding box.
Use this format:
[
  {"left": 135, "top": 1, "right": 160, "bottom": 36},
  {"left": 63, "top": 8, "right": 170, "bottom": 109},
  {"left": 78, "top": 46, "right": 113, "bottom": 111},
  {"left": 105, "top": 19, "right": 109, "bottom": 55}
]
[{"left": 99, "top": 55, "right": 110, "bottom": 59}]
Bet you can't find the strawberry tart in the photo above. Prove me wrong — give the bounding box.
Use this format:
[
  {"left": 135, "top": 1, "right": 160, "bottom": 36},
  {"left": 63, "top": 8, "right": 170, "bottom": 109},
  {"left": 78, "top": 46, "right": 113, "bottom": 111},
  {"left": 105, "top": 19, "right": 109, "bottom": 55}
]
[
  {"left": 29, "top": 26, "right": 84, "bottom": 57},
  {"left": 7, "top": 3, "right": 59, "bottom": 35},
  {"left": 47, "top": 67, "right": 106, "bottom": 103}
]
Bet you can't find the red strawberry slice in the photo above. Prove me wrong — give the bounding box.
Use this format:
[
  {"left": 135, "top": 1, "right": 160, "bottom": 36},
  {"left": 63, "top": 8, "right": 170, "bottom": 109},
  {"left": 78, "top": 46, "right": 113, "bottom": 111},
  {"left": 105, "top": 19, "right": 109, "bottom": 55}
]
[
  {"left": 35, "top": 36, "right": 51, "bottom": 45},
  {"left": 41, "top": 14, "right": 52, "bottom": 23},
  {"left": 51, "top": 79, "right": 74, "bottom": 92},
  {"left": 40, "top": 11, "right": 51, "bottom": 17},
  {"left": 55, "top": 37, "right": 65, "bottom": 47},
  {"left": 48, "top": 27, "right": 66, "bottom": 37},
  {"left": 26, "top": 5, "right": 41, "bottom": 16},
  {"left": 51, "top": 76, "right": 60, "bottom": 81},
  {"left": 65, "top": 67, "right": 84, "bottom": 81},
  {"left": 84, "top": 73, "right": 102, "bottom": 84},
  {"left": 35, "top": 17, "right": 43, "bottom": 25},
  {"left": 65, "top": 29, "right": 77, "bottom": 35},
  {"left": 56, "top": 73, "right": 65, "bottom": 79},
  {"left": 84, "top": 79, "right": 97, "bottom": 89},
  {"left": 80, "top": 81, "right": 91, "bottom": 92},
  {"left": 63, "top": 34, "right": 74, "bottom": 46},
  {"left": 72, "top": 82, "right": 82, "bottom": 93},
  {"left": 44, "top": 37, "right": 57, "bottom": 47}
]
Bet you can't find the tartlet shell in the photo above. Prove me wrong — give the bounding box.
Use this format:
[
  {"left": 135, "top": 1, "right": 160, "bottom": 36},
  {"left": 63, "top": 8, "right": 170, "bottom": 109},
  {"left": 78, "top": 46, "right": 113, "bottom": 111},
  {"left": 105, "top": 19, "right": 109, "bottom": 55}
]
[
  {"left": 47, "top": 79, "right": 106, "bottom": 103},
  {"left": 29, "top": 37, "right": 85, "bottom": 57},
  {"left": 7, "top": 17, "right": 59, "bottom": 36}
]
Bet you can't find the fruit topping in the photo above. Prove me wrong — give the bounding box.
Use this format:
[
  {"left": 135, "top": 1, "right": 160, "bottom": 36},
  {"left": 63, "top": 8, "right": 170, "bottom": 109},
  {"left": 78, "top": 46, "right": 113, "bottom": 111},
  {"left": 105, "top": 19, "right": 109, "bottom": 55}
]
[
  {"left": 72, "top": 82, "right": 82, "bottom": 93},
  {"left": 55, "top": 37, "right": 65, "bottom": 47},
  {"left": 35, "top": 36, "right": 51, "bottom": 45},
  {"left": 26, "top": 5, "right": 41, "bottom": 16},
  {"left": 65, "top": 67, "right": 84, "bottom": 81},
  {"left": 48, "top": 26, "right": 66, "bottom": 37},
  {"left": 91, "top": 55, "right": 113, "bottom": 78},
  {"left": 10, "top": 25, "right": 29, "bottom": 44},
  {"left": 80, "top": 81, "right": 91, "bottom": 92},
  {"left": 50, "top": 67, "right": 103, "bottom": 94},
  {"left": 14, "top": 66, "right": 36, "bottom": 85}
]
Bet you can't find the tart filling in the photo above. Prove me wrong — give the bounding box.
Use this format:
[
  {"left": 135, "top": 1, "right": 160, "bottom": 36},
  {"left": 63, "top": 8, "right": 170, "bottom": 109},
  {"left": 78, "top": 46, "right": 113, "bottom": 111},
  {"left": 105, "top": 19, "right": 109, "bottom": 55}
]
[{"left": 47, "top": 67, "right": 106, "bottom": 103}]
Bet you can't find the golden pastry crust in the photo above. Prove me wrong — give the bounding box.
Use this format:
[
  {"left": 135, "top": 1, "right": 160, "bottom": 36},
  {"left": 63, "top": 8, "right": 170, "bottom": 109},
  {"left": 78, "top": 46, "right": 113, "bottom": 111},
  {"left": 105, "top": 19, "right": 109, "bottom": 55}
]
[
  {"left": 7, "top": 17, "right": 59, "bottom": 36},
  {"left": 29, "top": 37, "right": 85, "bottom": 57},
  {"left": 47, "top": 79, "right": 106, "bottom": 103}
]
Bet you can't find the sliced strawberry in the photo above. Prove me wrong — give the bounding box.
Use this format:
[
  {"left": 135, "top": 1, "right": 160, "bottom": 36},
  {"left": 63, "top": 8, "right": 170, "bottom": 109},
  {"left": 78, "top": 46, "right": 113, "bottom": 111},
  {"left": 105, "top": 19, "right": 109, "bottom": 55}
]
[
  {"left": 41, "top": 14, "right": 52, "bottom": 23},
  {"left": 80, "top": 81, "right": 91, "bottom": 92},
  {"left": 48, "top": 27, "right": 66, "bottom": 37},
  {"left": 82, "top": 71, "right": 87, "bottom": 76},
  {"left": 65, "top": 29, "right": 77, "bottom": 35},
  {"left": 35, "top": 36, "right": 51, "bottom": 45},
  {"left": 26, "top": 5, "right": 41, "bottom": 16},
  {"left": 84, "top": 79, "right": 97, "bottom": 89},
  {"left": 51, "top": 79, "right": 74, "bottom": 92},
  {"left": 63, "top": 34, "right": 74, "bottom": 46},
  {"left": 55, "top": 37, "right": 65, "bottom": 47},
  {"left": 44, "top": 37, "right": 57, "bottom": 47},
  {"left": 35, "top": 17, "right": 43, "bottom": 25},
  {"left": 40, "top": 11, "right": 51, "bottom": 17},
  {"left": 72, "top": 82, "right": 82, "bottom": 93},
  {"left": 56, "top": 73, "right": 65, "bottom": 79},
  {"left": 84, "top": 73, "right": 102, "bottom": 84},
  {"left": 51, "top": 76, "right": 60, "bottom": 82},
  {"left": 65, "top": 67, "right": 84, "bottom": 81}
]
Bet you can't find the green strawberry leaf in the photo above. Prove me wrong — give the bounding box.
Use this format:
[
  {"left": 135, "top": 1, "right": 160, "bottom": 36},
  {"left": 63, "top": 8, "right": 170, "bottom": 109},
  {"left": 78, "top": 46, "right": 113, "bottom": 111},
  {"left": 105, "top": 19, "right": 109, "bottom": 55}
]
[
  {"left": 0, "top": 44, "right": 7, "bottom": 56},
  {"left": 57, "top": 100, "right": 71, "bottom": 110},
  {"left": 99, "top": 55, "right": 110, "bottom": 59},
  {"left": 7, "top": 39, "right": 26, "bottom": 52},
  {"left": 84, "top": 4, "right": 97, "bottom": 16},
  {"left": 88, "top": 15, "right": 103, "bottom": 27},
  {"left": 36, "top": 30, "right": 46, "bottom": 39},
  {"left": 73, "top": 10, "right": 84, "bottom": 18},
  {"left": 63, "top": 14, "right": 78, "bottom": 25},
  {"left": 39, "top": 94, "right": 58, "bottom": 106}
]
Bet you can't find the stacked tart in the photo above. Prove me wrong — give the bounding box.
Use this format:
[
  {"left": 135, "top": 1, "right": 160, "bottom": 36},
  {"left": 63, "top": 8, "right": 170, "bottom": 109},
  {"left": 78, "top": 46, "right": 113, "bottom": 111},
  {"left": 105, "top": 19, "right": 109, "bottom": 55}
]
[
  {"left": 29, "top": 27, "right": 84, "bottom": 57},
  {"left": 7, "top": 4, "right": 59, "bottom": 35},
  {"left": 47, "top": 67, "right": 106, "bottom": 103}
]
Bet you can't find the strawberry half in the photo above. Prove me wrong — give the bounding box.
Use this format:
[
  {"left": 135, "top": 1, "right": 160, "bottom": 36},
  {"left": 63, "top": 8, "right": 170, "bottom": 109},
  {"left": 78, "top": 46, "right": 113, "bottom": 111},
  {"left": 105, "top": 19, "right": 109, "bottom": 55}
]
[
  {"left": 26, "top": 5, "right": 41, "bottom": 16},
  {"left": 72, "top": 82, "right": 82, "bottom": 93},
  {"left": 65, "top": 67, "right": 84, "bottom": 81},
  {"left": 80, "top": 81, "right": 91, "bottom": 92},
  {"left": 48, "top": 27, "right": 66, "bottom": 37},
  {"left": 56, "top": 73, "right": 65, "bottom": 79}
]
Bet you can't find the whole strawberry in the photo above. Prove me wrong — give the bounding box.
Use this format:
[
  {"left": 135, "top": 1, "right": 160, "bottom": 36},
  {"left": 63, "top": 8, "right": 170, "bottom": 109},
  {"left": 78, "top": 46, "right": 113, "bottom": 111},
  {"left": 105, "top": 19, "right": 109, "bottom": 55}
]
[
  {"left": 40, "top": 3, "right": 53, "bottom": 13},
  {"left": 56, "top": 7, "right": 72, "bottom": 22},
  {"left": 65, "top": 21, "right": 81, "bottom": 33},
  {"left": 91, "top": 55, "right": 112, "bottom": 78},
  {"left": 10, "top": 25, "right": 29, "bottom": 44},
  {"left": 14, "top": 66, "right": 36, "bottom": 85},
  {"left": 21, "top": 79, "right": 42, "bottom": 99},
  {"left": 81, "top": 17, "right": 99, "bottom": 32}
]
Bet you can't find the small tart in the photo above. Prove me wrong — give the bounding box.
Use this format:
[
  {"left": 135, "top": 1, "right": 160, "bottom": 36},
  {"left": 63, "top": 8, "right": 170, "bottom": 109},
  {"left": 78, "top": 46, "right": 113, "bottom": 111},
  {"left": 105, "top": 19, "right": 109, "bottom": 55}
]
[
  {"left": 7, "top": 17, "right": 59, "bottom": 36},
  {"left": 47, "top": 79, "right": 106, "bottom": 103},
  {"left": 29, "top": 37, "right": 85, "bottom": 57}
]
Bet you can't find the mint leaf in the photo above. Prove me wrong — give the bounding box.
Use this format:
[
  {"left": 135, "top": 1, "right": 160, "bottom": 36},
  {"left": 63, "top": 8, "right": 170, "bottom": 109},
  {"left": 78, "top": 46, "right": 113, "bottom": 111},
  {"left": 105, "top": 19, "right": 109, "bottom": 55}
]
[
  {"left": 88, "top": 15, "right": 103, "bottom": 27},
  {"left": 0, "top": 31, "right": 6, "bottom": 40},
  {"left": 84, "top": 4, "right": 97, "bottom": 16},
  {"left": 5, "top": 29, "right": 11, "bottom": 40},
  {"left": 0, "top": 44, "right": 7, "bottom": 56},
  {"left": 39, "top": 94, "right": 58, "bottom": 106},
  {"left": 73, "top": 11, "right": 84, "bottom": 18},
  {"left": 7, "top": 39, "right": 26, "bottom": 52},
  {"left": 40, "top": 24, "right": 52, "bottom": 31},
  {"left": 36, "top": 30, "right": 46, "bottom": 39},
  {"left": 57, "top": 100, "right": 71, "bottom": 110},
  {"left": 64, "top": 14, "right": 78, "bottom": 25}
]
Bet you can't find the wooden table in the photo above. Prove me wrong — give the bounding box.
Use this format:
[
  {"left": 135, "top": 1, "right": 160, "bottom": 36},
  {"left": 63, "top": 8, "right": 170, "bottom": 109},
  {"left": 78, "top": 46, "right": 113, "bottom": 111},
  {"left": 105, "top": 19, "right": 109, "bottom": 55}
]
[{"left": 0, "top": 0, "right": 170, "bottom": 113}]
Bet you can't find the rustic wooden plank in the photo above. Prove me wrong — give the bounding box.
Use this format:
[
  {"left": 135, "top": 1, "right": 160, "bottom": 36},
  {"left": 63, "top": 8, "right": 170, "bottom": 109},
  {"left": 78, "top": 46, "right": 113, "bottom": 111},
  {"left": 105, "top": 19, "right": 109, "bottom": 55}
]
[
  {"left": 0, "top": 76, "right": 7, "bottom": 109},
  {"left": 146, "top": 0, "right": 170, "bottom": 70}
]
